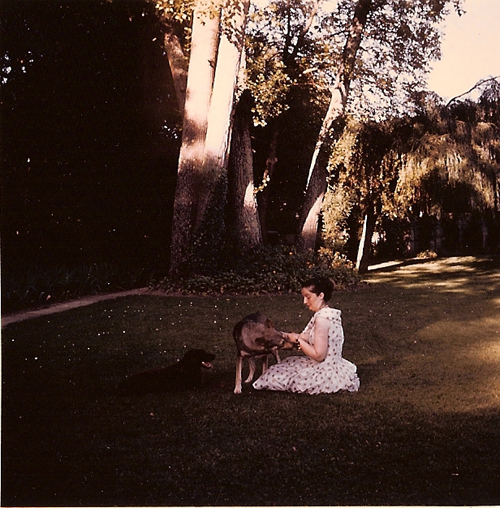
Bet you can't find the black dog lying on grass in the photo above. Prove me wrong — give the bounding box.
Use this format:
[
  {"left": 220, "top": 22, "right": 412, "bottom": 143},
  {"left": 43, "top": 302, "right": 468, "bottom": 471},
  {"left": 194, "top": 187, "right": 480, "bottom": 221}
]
[{"left": 118, "top": 349, "right": 216, "bottom": 395}]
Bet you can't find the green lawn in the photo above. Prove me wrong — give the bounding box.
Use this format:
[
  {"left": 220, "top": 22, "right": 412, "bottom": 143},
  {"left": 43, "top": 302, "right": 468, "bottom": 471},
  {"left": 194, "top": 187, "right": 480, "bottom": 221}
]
[{"left": 2, "top": 256, "right": 500, "bottom": 506}]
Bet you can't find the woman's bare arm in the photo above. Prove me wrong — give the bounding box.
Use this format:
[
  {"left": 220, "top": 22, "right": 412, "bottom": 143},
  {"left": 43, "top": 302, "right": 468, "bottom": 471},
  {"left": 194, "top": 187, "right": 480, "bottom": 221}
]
[{"left": 288, "top": 316, "right": 329, "bottom": 362}]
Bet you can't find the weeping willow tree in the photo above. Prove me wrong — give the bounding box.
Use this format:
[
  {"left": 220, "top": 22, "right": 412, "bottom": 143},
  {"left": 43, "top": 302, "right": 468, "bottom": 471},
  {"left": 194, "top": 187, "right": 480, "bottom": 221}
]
[
  {"left": 322, "top": 85, "right": 500, "bottom": 270},
  {"left": 394, "top": 88, "right": 499, "bottom": 252},
  {"left": 393, "top": 120, "right": 499, "bottom": 254}
]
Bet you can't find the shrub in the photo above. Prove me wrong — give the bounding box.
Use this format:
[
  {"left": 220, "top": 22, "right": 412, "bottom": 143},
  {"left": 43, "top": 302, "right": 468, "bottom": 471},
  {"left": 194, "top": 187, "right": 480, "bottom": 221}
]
[
  {"left": 2, "top": 248, "right": 361, "bottom": 312},
  {"left": 157, "top": 246, "right": 361, "bottom": 295},
  {"left": 416, "top": 250, "right": 438, "bottom": 259},
  {"left": 1, "top": 263, "right": 152, "bottom": 313}
]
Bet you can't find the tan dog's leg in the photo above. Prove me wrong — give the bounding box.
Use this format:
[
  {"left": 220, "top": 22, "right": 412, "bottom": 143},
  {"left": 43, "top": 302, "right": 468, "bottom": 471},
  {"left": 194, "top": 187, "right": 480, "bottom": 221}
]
[
  {"left": 262, "top": 354, "right": 269, "bottom": 374},
  {"left": 273, "top": 347, "right": 281, "bottom": 363},
  {"left": 234, "top": 356, "right": 243, "bottom": 394},
  {"left": 245, "top": 357, "right": 256, "bottom": 383}
]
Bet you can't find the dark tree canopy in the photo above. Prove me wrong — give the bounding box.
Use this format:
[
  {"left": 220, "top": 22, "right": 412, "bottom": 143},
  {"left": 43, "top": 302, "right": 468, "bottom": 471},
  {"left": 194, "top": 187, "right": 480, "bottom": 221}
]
[{"left": 1, "top": 0, "right": 179, "bottom": 273}]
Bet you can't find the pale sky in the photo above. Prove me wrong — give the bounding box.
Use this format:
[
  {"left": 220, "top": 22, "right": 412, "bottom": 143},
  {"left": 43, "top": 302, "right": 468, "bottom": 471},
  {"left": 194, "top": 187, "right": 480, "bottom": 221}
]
[{"left": 427, "top": 0, "right": 500, "bottom": 100}]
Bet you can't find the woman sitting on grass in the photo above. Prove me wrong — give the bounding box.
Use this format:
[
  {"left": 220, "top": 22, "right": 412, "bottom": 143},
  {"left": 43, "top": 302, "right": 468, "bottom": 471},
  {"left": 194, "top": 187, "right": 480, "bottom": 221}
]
[{"left": 253, "top": 276, "right": 360, "bottom": 395}]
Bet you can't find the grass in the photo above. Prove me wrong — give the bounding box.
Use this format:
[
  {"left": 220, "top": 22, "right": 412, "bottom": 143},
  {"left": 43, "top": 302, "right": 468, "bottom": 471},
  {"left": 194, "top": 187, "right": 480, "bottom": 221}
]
[
  {"left": 2, "top": 255, "right": 500, "bottom": 506},
  {"left": 1, "top": 262, "right": 153, "bottom": 314}
]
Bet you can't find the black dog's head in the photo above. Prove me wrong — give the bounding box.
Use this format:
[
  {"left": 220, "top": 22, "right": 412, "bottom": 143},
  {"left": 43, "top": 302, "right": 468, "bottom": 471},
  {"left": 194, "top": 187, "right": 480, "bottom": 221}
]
[{"left": 180, "top": 349, "right": 216, "bottom": 369}]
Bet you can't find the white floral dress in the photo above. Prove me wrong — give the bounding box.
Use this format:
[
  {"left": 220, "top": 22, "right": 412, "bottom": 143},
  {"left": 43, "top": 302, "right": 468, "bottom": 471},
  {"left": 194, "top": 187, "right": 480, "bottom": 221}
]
[{"left": 253, "top": 307, "right": 360, "bottom": 394}]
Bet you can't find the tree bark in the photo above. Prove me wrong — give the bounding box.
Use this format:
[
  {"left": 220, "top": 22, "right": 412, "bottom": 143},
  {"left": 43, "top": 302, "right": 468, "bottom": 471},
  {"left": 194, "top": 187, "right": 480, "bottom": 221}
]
[
  {"left": 297, "top": 162, "right": 328, "bottom": 251},
  {"left": 194, "top": 0, "right": 250, "bottom": 231},
  {"left": 163, "top": 28, "right": 187, "bottom": 112},
  {"left": 169, "top": 0, "right": 221, "bottom": 277},
  {"left": 256, "top": 125, "right": 279, "bottom": 245},
  {"left": 227, "top": 90, "right": 262, "bottom": 250},
  {"left": 297, "top": 0, "right": 373, "bottom": 251}
]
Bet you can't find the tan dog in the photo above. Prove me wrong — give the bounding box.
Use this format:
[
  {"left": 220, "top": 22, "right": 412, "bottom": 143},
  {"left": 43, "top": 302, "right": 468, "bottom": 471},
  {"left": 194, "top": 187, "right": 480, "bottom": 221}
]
[{"left": 233, "top": 312, "right": 286, "bottom": 394}]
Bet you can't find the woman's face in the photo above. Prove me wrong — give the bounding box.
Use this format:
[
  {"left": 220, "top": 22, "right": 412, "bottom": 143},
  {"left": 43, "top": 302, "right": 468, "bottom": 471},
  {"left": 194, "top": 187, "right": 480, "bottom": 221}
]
[{"left": 301, "top": 286, "right": 325, "bottom": 312}]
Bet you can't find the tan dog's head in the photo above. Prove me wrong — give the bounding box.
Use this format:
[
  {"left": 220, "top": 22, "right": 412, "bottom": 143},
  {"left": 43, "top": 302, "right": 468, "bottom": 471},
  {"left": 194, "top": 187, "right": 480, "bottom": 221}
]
[{"left": 249, "top": 319, "right": 286, "bottom": 351}]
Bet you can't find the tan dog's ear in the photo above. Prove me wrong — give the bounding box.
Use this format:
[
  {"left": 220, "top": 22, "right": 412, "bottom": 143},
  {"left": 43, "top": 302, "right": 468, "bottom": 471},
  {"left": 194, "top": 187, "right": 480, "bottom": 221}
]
[{"left": 264, "top": 319, "right": 274, "bottom": 328}]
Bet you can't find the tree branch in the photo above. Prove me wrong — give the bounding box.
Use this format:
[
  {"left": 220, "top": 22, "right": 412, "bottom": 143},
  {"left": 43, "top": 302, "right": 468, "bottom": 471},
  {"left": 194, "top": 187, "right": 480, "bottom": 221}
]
[{"left": 446, "top": 76, "right": 500, "bottom": 107}]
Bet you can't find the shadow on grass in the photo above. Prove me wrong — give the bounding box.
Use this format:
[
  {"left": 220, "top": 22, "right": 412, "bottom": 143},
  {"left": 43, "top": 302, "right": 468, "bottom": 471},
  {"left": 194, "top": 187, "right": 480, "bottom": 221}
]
[{"left": 2, "top": 256, "right": 500, "bottom": 506}]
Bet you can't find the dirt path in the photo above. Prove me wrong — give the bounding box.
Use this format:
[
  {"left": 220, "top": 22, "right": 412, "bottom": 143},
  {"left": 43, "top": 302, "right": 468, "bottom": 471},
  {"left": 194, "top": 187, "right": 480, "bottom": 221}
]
[{"left": 1, "top": 287, "right": 165, "bottom": 328}]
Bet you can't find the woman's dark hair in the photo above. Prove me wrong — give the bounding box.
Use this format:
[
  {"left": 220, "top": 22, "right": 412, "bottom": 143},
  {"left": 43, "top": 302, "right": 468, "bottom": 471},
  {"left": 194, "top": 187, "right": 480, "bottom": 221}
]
[{"left": 302, "top": 277, "right": 334, "bottom": 301}]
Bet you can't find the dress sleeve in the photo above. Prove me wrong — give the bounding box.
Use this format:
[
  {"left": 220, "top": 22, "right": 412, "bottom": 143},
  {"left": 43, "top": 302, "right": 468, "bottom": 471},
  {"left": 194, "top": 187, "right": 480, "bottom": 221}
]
[{"left": 318, "top": 307, "right": 341, "bottom": 321}]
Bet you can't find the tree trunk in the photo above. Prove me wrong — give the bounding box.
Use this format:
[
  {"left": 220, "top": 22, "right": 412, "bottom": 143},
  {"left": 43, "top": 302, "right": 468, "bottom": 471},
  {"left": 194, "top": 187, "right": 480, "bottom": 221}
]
[
  {"left": 256, "top": 125, "right": 279, "bottom": 245},
  {"left": 297, "top": 161, "right": 328, "bottom": 251},
  {"left": 227, "top": 90, "right": 262, "bottom": 250},
  {"left": 163, "top": 28, "right": 187, "bottom": 112},
  {"left": 187, "top": 0, "right": 250, "bottom": 272},
  {"left": 297, "top": 0, "right": 373, "bottom": 251},
  {"left": 194, "top": 0, "right": 250, "bottom": 232},
  {"left": 169, "top": 0, "right": 221, "bottom": 278},
  {"left": 356, "top": 207, "right": 376, "bottom": 274}
]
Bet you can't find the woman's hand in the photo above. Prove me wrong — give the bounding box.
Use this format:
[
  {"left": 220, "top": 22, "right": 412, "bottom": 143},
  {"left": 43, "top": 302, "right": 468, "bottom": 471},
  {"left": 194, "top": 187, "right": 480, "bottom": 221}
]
[
  {"left": 286, "top": 332, "right": 300, "bottom": 344},
  {"left": 281, "top": 332, "right": 300, "bottom": 350}
]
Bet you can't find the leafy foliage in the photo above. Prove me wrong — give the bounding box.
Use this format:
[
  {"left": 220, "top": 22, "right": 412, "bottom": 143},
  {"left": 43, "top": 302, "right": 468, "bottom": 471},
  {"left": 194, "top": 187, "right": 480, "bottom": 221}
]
[
  {"left": 2, "top": 263, "right": 152, "bottom": 314},
  {"left": 245, "top": 0, "right": 330, "bottom": 126},
  {"left": 157, "top": 245, "right": 361, "bottom": 295},
  {"left": 322, "top": 117, "right": 400, "bottom": 253},
  {"left": 322, "top": 86, "right": 500, "bottom": 257},
  {"left": 245, "top": 0, "right": 463, "bottom": 124},
  {"left": 154, "top": 0, "right": 194, "bottom": 22},
  {"left": 393, "top": 93, "right": 500, "bottom": 218}
]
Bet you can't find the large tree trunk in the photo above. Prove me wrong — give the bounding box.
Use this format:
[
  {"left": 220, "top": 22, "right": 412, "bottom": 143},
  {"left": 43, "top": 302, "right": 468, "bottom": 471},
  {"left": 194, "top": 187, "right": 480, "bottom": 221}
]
[
  {"left": 297, "top": 0, "right": 373, "bottom": 251},
  {"left": 169, "top": 0, "right": 221, "bottom": 278},
  {"left": 297, "top": 161, "right": 328, "bottom": 251},
  {"left": 194, "top": 0, "right": 250, "bottom": 232},
  {"left": 227, "top": 90, "right": 262, "bottom": 250},
  {"left": 188, "top": 0, "right": 250, "bottom": 272}
]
